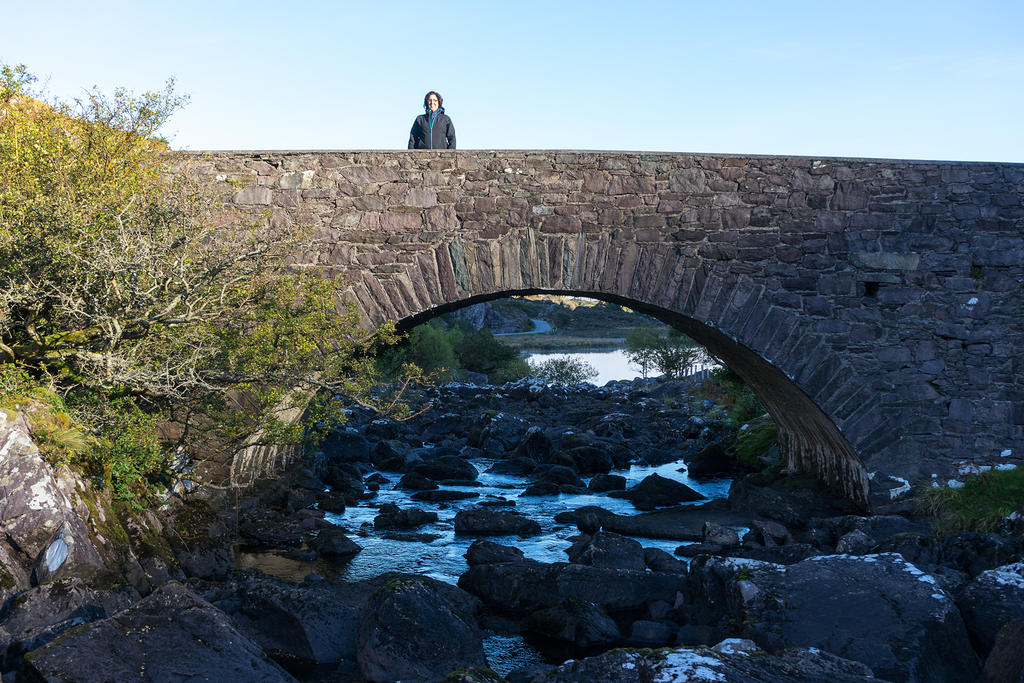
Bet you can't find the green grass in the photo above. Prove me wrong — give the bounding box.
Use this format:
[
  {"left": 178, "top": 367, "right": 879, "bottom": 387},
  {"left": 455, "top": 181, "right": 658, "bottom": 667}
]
[
  {"left": 735, "top": 421, "right": 778, "bottom": 469},
  {"left": 917, "top": 467, "right": 1024, "bottom": 534}
]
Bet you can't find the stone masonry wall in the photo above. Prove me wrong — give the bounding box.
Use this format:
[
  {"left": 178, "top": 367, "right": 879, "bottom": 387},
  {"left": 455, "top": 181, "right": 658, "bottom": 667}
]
[{"left": 176, "top": 150, "right": 1024, "bottom": 507}]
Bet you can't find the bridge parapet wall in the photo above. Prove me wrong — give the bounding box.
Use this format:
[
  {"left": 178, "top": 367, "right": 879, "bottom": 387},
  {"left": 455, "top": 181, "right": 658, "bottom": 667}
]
[{"left": 179, "top": 150, "right": 1024, "bottom": 505}]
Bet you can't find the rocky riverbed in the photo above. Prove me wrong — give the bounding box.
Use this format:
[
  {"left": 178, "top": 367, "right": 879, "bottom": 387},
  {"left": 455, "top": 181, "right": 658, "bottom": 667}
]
[{"left": 1, "top": 378, "right": 1023, "bottom": 682}]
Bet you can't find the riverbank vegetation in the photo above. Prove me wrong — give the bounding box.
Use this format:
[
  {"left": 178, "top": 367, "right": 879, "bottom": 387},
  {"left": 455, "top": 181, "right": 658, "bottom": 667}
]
[
  {"left": 0, "top": 65, "right": 407, "bottom": 502},
  {"left": 918, "top": 467, "right": 1024, "bottom": 534}
]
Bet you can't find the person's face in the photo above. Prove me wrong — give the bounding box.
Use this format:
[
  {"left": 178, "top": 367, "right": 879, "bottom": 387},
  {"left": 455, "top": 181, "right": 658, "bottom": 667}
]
[{"left": 426, "top": 94, "right": 440, "bottom": 112}]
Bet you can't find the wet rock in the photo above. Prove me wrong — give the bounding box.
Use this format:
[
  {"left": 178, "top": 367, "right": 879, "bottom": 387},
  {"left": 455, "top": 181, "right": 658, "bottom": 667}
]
[
  {"left": 414, "top": 454, "right": 479, "bottom": 482},
  {"left": 465, "top": 539, "right": 525, "bottom": 566},
  {"left": 381, "top": 532, "right": 441, "bottom": 543},
  {"left": 685, "top": 553, "right": 980, "bottom": 682},
  {"left": 22, "top": 583, "right": 294, "bottom": 682},
  {"left": 643, "top": 547, "right": 687, "bottom": 574},
  {"left": 310, "top": 528, "right": 363, "bottom": 559},
  {"left": 356, "top": 574, "right": 484, "bottom": 682},
  {"left": 566, "top": 531, "right": 645, "bottom": 571},
  {"left": 562, "top": 444, "right": 615, "bottom": 475},
  {"left": 395, "top": 471, "right": 439, "bottom": 490},
  {"left": 322, "top": 429, "right": 372, "bottom": 462},
  {"left": 372, "top": 503, "right": 438, "bottom": 530},
  {"left": 531, "top": 464, "right": 586, "bottom": 489},
  {"left": 521, "top": 481, "right": 561, "bottom": 497},
  {"left": 745, "top": 519, "right": 794, "bottom": 547},
  {"left": 485, "top": 457, "right": 537, "bottom": 475},
  {"left": 587, "top": 473, "right": 626, "bottom": 492},
  {"left": 702, "top": 521, "right": 741, "bottom": 547},
  {"left": 517, "top": 643, "right": 879, "bottom": 682},
  {"left": 608, "top": 473, "right": 705, "bottom": 510},
  {"left": 527, "top": 600, "right": 620, "bottom": 649},
  {"left": 175, "top": 546, "right": 234, "bottom": 580},
  {"left": 453, "top": 509, "right": 541, "bottom": 537},
  {"left": 956, "top": 561, "right": 1024, "bottom": 655}
]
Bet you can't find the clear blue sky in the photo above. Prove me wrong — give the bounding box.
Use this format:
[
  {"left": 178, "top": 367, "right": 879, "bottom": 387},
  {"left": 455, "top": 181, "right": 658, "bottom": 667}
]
[{"left": 4, "top": 0, "right": 1023, "bottom": 161}]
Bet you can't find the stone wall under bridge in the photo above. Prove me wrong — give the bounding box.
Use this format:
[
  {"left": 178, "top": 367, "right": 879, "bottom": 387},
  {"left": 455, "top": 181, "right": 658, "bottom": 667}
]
[{"left": 178, "top": 150, "right": 1024, "bottom": 509}]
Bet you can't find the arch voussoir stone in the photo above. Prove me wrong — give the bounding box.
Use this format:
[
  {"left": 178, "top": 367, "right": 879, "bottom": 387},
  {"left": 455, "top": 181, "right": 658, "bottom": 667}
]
[{"left": 184, "top": 150, "right": 1024, "bottom": 507}]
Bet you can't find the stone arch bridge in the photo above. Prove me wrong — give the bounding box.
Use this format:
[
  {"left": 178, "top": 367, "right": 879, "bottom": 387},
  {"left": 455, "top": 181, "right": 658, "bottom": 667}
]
[{"left": 181, "top": 150, "right": 1023, "bottom": 508}]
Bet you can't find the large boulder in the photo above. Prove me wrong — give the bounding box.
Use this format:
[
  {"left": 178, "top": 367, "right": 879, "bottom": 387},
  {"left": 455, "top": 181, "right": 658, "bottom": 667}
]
[
  {"left": 372, "top": 503, "right": 438, "bottom": 530},
  {"left": 414, "top": 454, "right": 479, "bottom": 482},
  {"left": 526, "top": 600, "right": 620, "bottom": 649},
  {"left": 223, "top": 573, "right": 367, "bottom": 674},
  {"left": 0, "top": 578, "right": 138, "bottom": 666},
  {"left": 459, "top": 560, "right": 688, "bottom": 616},
  {"left": 566, "top": 531, "right": 646, "bottom": 571},
  {"left": 21, "top": 582, "right": 295, "bottom": 682},
  {"left": 608, "top": 473, "right": 705, "bottom": 510},
  {"left": 685, "top": 553, "right": 980, "bottom": 682},
  {"left": 0, "top": 411, "right": 107, "bottom": 583},
  {"left": 356, "top": 574, "right": 485, "bottom": 682},
  {"left": 516, "top": 641, "right": 879, "bottom": 682},
  {"left": 956, "top": 561, "right": 1024, "bottom": 655},
  {"left": 453, "top": 509, "right": 541, "bottom": 537}
]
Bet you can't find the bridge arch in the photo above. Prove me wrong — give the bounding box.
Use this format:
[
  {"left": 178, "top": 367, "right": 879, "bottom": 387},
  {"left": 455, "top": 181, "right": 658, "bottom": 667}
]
[{"left": 187, "top": 150, "right": 1024, "bottom": 506}]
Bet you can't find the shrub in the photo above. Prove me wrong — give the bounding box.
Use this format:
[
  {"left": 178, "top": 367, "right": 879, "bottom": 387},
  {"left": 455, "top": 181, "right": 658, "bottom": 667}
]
[
  {"left": 917, "top": 467, "right": 1024, "bottom": 534},
  {"left": 529, "top": 356, "right": 598, "bottom": 385}
]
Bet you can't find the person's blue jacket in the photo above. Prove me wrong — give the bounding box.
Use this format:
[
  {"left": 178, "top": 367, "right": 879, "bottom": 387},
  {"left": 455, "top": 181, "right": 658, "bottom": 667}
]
[{"left": 408, "top": 107, "right": 456, "bottom": 149}]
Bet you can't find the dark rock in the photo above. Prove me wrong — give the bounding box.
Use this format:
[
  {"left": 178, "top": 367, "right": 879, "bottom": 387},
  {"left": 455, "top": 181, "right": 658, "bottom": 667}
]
[
  {"left": 587, "top": 473, "right": 627, "bottom": 492},
  {"left": 454, "top": 509, "right": 541, "bottom": 537},
  {"left": 608, "top": 473, "right": 705, "bottom": 510},
  {"left": 22, "top": 583, "right": 294, "bottom": 682},
  {"left": 226, "top": 573, "right": 367, "bottom": 673},
  {"left": 566, "top": 531, "right": 645, "bottom": 571},
  {"left": 372, "top": 439, "right": 410, "bottom": 471},
  {"left": 310, "top": 528, "right": 363, "bottom": 559},
  {"left": 702, "top": 521, "right": 741, "bottom": 547},
  {"left": 175, "top": 546, "right": 234, "bottom": 580},
  {"left": 511, "top": 426, "right": 555, "bottom": 462},
  {"left": 414, "top": 455, "right": 479, "bottom": 482},
  {"left": 382, "top": 532, "right": 440, "bottom": 543},
  {"left": 627, "top": 619, "right": 674, "bottom": 646},
  {"left": 315, "top": 489, "right": 347, "bottom": 514},
  {"left": 486, "top": 457, "right": 537, "bottom": 475},
  {"left": 643, "top": 547, "right": 688, "bottom": 574},
  {"left": 956, "top": 561, "right": 1024, "bottom": 655},
  {"left": 239, "top": 510, "right": 305, "bottom": 548},
  {"left": 322, "top": 429, "right": 372, "bottom": 462},
  {"left": 685, "top": 441, "right": 736, "bottom": 478},
  {"left": 980, "top": 621, "right": 1024, "bottom": 683},
  {"left": 396, "top": 472, "right": 439, "bottom": 490},
  {"left": 941, "top": 532, "right": 1024, "bottom": 577},
  {"left": 685, "top": 553, "right": 981, "bottom": 682},
  {"left": 0, "top": 578, "right": 138, "bottom": 664},
  {"left": 745, "top": 519, "right": 794, "bottom": 547},
  {"left": 675, "top": 623, "right": 718, "bottom": 646},
  {"left": 527, "top": 600, "right": 620, "bottom": 648},
  {"left": 728, "top": 477, "right": 857, "bottom": 528},
  {"left": 356, "top": 574, "right": 484, "bottom": 682},
  {"left": 373, "top": 504, "right": 438, "bottom": 530},
  {"left": 521, "top": 481, "right": 560, "bottom": 497},
  {"left": 410, "top": 489, "right": 479, "bottom": 502},
  {"left": 563, "top": 445, "right": 614, "bottom": 475},
  {"left": 459, "top": 560, "right": 688, "bottom": 615},
  {"left": 531, "top": 464, "right": 586, "bottom": 488},
  {"left": 465, "top": 540, "right": 525, "bottom": 566},
  {"left": 518, "top": 643, "right": 879, "bottom": 682},
  {"left": 835, "top": 529, "right": 875, "bottom": 554}
]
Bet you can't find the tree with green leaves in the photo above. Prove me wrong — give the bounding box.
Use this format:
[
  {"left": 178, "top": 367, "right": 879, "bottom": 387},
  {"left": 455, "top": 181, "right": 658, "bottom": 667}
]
[
  {"left": 625, "top": 325, "right": 708, "bottom": 380},
  {"left": 529, "top": 356, "right": 598, "bottom": 385},
  {"left": 0, "top": 64, "right": 414, "bottom": 498}
]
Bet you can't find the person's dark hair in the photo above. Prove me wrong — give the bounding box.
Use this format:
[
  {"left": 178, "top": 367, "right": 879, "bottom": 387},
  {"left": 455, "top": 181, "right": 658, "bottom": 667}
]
[{"left": 423, "top": 91, "right": 443, "bottom": 110}]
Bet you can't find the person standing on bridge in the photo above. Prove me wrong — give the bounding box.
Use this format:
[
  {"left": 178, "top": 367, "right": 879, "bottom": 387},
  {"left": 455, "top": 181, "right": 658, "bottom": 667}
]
[{"left": 408, "top": 91, "right": 456, "bottom": 149}]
